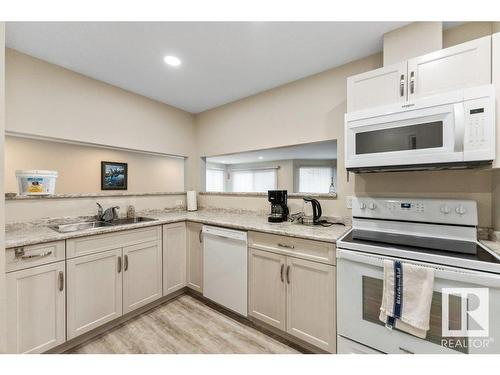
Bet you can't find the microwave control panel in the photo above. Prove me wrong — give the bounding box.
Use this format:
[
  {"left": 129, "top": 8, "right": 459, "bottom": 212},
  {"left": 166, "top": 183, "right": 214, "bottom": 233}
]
[
  {"left": 465, "top": 106, "right": 487, "bottom": 148},
  {"left": 463, "top": 92, "right": 494, "bottom": 158}
]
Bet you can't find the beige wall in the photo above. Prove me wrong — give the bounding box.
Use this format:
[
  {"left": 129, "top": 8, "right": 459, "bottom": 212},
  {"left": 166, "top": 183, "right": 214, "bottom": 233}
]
[
  {"left": 5, "top": 136, "right": 185, "bottom": 194},
  {"left": 5, "top": 49, "right": 197, "bottom": 189},
  {"left": 492, "top": 171, "right": 500, "bottom": 231},
  {"left": 5, "top": 22, "right": 500, "bottom": 228},
  {"left": 0, "top": 21, "right": 6, "bottom": 354},
  {"left": 5, "top": 194, "right": 186, "bottom": 224},
  {"left": 195, "top": 23, "right": 497, "bottom": 227},
  {"left": 443, "top": 22, "right": 495, "bottom": 48},
  {"left": 195, "top": 53, "right": 382, "bottom": 219},
  {"left": 383, "top": 22, "right": 442, "bottom": 65}
]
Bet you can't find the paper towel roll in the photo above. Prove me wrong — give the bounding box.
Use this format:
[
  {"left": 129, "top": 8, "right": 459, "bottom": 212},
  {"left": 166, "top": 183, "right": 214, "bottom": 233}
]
[{"left": 187, "top": 190, "right": 198, "bottom": 211}]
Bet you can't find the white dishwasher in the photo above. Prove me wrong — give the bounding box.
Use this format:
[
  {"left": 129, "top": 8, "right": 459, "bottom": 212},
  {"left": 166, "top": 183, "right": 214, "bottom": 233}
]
[{"left": 202, "top": 225, "right": 248, "bottom": 316}]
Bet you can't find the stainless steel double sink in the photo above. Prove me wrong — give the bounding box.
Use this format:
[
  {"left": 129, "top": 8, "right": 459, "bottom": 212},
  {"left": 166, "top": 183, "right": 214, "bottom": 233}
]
[{"left": 50, "top": 217, "right": 157, "bottom": 233}]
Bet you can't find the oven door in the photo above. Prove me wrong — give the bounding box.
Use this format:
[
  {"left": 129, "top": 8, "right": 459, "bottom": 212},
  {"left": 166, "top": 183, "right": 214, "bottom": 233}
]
[
  {"left": 337, "top": 249, "right": 500, "bottom": 354},
  {"left": 345, "top": 101, "right": 464, "bottom": 169}
]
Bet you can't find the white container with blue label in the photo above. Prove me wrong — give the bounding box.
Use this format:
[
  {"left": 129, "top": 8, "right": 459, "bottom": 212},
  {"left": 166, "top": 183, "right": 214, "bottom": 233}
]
[{"left": 16, "top": 170, "right": 58, "bottom": 196}]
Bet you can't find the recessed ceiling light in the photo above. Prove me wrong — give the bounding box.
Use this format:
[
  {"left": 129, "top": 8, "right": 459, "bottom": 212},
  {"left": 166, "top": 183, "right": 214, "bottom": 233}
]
[
  {"left": 258, "top": 156, "right": 264, "bottom": 160},
  {"left": 163, "top": 55, "right": 181, "bottom": 67}
]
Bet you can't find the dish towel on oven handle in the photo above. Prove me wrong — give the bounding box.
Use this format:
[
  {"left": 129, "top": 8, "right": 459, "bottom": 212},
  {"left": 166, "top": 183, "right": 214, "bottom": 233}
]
[{"left": 379, "top": 259, "right": 435, "bottom": 339}]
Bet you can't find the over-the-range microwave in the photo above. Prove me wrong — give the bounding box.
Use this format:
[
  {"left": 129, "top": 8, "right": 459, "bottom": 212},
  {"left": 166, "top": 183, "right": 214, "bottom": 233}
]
[{"left": 344, "top": 85, "right": 496, "bottom": 172}]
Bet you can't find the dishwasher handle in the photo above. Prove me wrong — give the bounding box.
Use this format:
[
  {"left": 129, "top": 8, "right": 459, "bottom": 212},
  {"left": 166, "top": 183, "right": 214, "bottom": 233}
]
[{"left": 202, "top": 225, "right": 247, "bottom": 242}]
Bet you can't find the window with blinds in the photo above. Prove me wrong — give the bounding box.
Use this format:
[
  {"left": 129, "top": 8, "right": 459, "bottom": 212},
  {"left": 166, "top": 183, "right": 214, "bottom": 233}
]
[
  {"left": 206, "top": 169, "right": 225, "bottom": 192},
  {"left": 231, "top": 168, "right": 277, "bottom": 192},
  {"left": 298, "top": 166, "right": 334, "bottom": 193}
]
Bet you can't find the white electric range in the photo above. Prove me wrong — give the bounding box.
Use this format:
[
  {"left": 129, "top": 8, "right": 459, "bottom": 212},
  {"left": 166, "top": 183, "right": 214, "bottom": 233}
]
[{"left": 337, "top": 197, "right": 500, "bottom": 354}]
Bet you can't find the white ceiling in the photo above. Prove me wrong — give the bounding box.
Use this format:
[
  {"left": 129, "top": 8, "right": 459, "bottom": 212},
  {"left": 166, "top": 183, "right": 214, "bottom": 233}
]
[
  {"left": 6, "top": 22, "right": 413, "bottom": 113},
  {"left": 207, "top": 140, "right": 337, "bottom": 165},
  {"left": 5, "top": 22, "right": 460, "bottom": 113}
]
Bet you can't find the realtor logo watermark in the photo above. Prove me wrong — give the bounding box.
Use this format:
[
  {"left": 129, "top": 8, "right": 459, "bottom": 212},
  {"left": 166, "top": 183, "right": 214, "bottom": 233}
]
[
  {"left": 442, "top": 288, "right": 489, "bottom": 337},
  {"left": 441, "top": 288, "right": 491, "bottom": 350}
]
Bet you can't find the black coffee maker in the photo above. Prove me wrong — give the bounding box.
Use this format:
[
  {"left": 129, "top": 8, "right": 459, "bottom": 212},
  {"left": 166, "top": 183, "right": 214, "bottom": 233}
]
[{"left": 268, "top": 190, "right": 289, "bottom": 223}]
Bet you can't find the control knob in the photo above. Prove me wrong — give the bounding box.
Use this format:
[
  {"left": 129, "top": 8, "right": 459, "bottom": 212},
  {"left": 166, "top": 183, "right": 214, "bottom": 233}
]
[
  {"left": 359, "top": 202, "right": 367, "bottom": 210},
  {"left": 440, "top": 205, "right": 451, "bottom": 215},
  {"left": 455, "top": 205, "right": 467, "bottom": 215},
  {"left": 368, "top": 203, "right": 377, "bottom": 210}
]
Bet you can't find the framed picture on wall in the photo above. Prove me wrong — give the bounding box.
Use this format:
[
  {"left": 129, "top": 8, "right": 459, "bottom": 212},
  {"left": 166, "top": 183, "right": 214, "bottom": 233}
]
[{"left": 101, "top": 161, "right": 128, "bottom": 190}]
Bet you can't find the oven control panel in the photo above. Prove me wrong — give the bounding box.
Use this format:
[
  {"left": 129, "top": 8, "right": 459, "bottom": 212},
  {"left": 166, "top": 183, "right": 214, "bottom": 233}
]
[{"left": 352, "top": 197, "right": 477, "bottom": 226}]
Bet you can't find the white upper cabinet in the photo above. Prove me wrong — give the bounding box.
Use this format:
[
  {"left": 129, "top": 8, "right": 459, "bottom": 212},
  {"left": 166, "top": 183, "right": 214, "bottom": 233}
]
[
  {"left": 347, "top": 35, "right": 492, "bottom": 112},
  {"left": 407, "top": 35, "right": 491, "bottom": 100},
  {"left": 123, "top": 240, "right": 163, "bottom": 314},
  {"left": 347, "top": 62, "right": 407, "bottom": 112},
  {"left": 6, "top": 261, "right": 66, "bottom": 353}
]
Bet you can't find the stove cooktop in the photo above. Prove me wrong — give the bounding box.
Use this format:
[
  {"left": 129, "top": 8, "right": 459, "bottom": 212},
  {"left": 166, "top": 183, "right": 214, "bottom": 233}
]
[{"left": 338, "top": 229, "right": 500, "bottom": 272}]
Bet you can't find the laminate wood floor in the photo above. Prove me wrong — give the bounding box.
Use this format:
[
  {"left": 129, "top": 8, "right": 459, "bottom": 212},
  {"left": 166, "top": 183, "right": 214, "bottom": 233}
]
[{"left": 69, "top": 295, "right": 299, "bottom": 354}]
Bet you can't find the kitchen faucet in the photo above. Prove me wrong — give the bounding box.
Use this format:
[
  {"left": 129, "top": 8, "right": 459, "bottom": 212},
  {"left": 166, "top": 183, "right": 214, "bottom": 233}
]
[{"left": 96, "top": 203, "right": 120, "bottom": 222}]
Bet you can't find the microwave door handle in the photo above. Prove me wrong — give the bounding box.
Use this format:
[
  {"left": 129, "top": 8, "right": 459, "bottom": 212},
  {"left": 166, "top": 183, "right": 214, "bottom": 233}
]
[{"left": 453, "top": 103, "right": 465, "bottom": 153}]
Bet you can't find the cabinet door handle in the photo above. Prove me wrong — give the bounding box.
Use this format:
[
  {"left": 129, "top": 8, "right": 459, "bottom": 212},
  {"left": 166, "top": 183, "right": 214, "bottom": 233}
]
[
  {"left": 124, "top": 255, "right": 129, "bottom": 271},
  {"left": 286, "top": 265, "right": 291, "bottom": 284},
  {"left": 117, "top": 256, "right": 122, "bottom": 273},
  {"left": 58, "top": 271, "right": 64, "bottom": 291},
  {"left": 199, "top": 229, "right": 203, "bottom": 243},
  {"left": 400, "top": 74, "right": 405, "bottom": 97},
  {"left": 278, "top": 243, "right": 294, "bottom": 249},
  {"left": 280, "top": 264, "right": 284, "bottom": 283},
  {"left": 409, "top": 71, "right": 415, "bottom": 94},
  {"left": 15, "top": 247, "right": 53, "bottom": 260}
]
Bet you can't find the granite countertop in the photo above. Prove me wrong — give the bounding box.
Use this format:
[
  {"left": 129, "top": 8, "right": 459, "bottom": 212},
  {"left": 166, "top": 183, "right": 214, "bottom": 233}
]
[{"left": 5, "top": 209, "right": 351, "bottom": 249}]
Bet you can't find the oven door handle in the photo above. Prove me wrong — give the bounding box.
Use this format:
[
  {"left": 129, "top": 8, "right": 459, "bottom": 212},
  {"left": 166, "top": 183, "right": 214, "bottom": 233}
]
[{"left": 337, "top": 248, "right": 500, "bottom": 287}]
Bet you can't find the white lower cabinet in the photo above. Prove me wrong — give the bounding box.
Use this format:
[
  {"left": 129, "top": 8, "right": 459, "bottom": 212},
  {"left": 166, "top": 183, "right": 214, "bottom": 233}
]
[
  {"left": 248, "top": 249, "right": 286, "bottom": 330},
  {"left": 6, "top": 261, "right": 66, "bottom": 353},
  {"left": 286, "top": 257, "right": 336, "bottom": 353},
  {"left": 186, "top": 222, "right": 203, "bottom": 293},
  {"left": 163, "top": 222, "right": 187, "bottom": 295},
  {"left": 67, "top": 248, "right": 123, "bottom": 340},
  {"left": 123, "top": 240, "right": 163, "bottom": 314},
  {"left": 66, "top": 226, "right": 162, "bottom": 340},
  {"left": 249, "top": 238, "right": 337, "bottom": 353}
]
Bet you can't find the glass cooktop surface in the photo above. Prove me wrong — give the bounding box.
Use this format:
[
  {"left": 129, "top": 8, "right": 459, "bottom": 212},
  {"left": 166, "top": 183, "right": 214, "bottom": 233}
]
[{"left": 340, "top": 230, "right": 500, "bottom": 265}]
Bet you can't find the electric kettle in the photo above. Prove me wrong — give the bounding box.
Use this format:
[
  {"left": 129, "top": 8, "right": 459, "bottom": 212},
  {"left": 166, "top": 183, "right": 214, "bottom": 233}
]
[{"left": 302, "top": 197, "right": 322, "bottom": 225}]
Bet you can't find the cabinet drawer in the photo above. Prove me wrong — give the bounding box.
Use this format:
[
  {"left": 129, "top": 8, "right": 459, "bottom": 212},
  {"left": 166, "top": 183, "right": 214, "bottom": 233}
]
[
  {"left": 337, "top": 336, "right": 382, "bottom": 354},
  {"left": 6, "top": 241, "right": 65, "bottom": 273},
  {"left": 67, "top": 226, "right": 161, "bottom": 259},
  {"left": 248, "top": 231, "right": 335, "bottom": 265}
]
